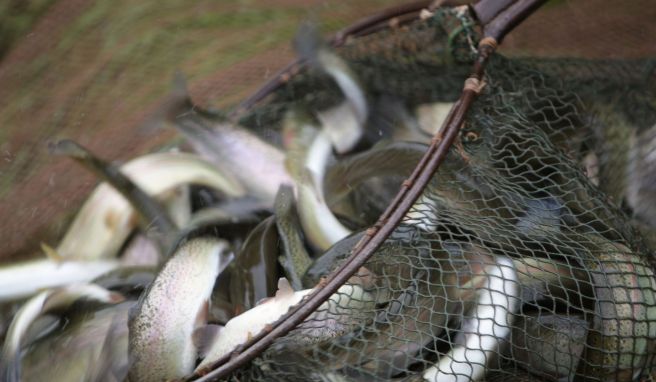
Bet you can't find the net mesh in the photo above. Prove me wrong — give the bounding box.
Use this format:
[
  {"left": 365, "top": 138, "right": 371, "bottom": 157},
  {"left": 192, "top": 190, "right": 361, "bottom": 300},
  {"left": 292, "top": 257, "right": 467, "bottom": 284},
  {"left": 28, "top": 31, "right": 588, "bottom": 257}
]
[
  {"left": 2, "top": 1, "right": 656, "bottom": 382},
  {"left": 221, "top": 7, "right": 656, "bottom": 382}
]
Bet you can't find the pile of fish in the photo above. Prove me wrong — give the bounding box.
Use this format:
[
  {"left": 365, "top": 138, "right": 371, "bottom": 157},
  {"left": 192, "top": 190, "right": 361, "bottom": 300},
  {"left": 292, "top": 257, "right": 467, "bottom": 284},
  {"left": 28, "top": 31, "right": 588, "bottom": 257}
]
[{"left": 2, "top": 20, "right": 656, "bottom": 382}]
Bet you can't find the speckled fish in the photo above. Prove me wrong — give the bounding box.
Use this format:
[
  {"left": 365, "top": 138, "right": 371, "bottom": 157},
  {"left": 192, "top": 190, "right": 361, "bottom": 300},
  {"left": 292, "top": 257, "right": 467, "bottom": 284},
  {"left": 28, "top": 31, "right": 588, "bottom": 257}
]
[
  {"left": 20, "top": 300, "right": 134, "bottom": 382},
  {"left": 0, "top": 284, "right": 125, "bottom": 382},
  {"left": 164, "top": 74, "right": 292, "bottom": 206},
  {"left": 275, "top": 184, "right": 313, "bottom": 289},
  {"left": 127, "top": 237, "right": 233, "bottom": 382},
  {"left": 56, "top": 152, "right": 245, "bottom": 261},
  {"left": 577, "top": 236, "right": 656, "bottom": 382}
]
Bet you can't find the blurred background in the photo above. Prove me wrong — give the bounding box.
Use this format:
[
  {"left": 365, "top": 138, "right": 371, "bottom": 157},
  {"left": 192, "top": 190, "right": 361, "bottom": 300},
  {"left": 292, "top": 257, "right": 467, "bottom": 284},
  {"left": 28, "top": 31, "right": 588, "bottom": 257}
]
[{"left": 1, "top": 0, "right": 654, "bottom": 262}]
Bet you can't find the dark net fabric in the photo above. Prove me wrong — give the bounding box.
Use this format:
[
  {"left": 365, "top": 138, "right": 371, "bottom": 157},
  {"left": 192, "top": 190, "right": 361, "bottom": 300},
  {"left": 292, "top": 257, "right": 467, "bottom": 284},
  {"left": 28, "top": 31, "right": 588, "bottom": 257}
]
[{"left": 223, "top": 8, "right": 656, "bottom": 382}]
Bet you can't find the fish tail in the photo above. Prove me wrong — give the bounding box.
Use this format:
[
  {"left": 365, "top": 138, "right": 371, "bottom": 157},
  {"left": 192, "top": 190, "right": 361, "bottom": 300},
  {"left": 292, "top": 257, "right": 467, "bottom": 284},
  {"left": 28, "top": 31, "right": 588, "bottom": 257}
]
[
  {"left": 163, "top": 70, "right": 194, "bottom": 122},
  {"left": 0, "top": 356, "right": 21, "bottom": 382}
]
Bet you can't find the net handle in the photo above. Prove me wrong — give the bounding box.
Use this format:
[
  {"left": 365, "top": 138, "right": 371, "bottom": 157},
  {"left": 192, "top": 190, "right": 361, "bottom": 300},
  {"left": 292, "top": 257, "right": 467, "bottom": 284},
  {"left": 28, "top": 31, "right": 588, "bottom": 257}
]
[{"left": 188, "top": 1, "right": 547, "bottom": 381}]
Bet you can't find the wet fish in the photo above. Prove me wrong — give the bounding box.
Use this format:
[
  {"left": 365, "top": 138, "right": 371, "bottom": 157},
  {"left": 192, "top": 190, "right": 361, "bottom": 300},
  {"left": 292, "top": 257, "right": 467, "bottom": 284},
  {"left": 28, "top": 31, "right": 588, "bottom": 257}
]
[
  {"left": 295, "top": 22, "right": 367, "bottom": 153},
  {"left": 511, "top": 314, "right": 588, "bottom": 382},
  {"left": 275, "top": 184, "right": 313, "bottom": 289},
  {"left": 0, "top": 258, "right": 120, "bottom": 303},
  {"left": 51, "top": 139, "right": 178, "bottom": 252},
  {"left": 229, "top": 215, "right": 280, "bottom": 313},
  {"left": 127, "top": 237, "right": 233, "bottom": 382},
  {"left": 92, "top": 266, "right": 156, "bottom": 296},
  {"left": 323, "top": 141, "right": 427, "bottom": 214},
  {"left": 164, "top": 74, "right": 292, "bottom": 205},
  {"left": 0, "top": 284, "right": 125, "bottom": 382},
  {"left": 283, "top": 111, "right": 352, "bottom": 251},
  {"left": 196, "top": 278, "right": 313, "bottom": 372},
  {"left": 423, "top": 256, "right": 519, "bottom": 382},
  {"left": 196, "top": 274, "right": 377, "bottom": 373},
  {"left": 119, "top": 234, "right": 161, "bottom": 266},
  {"left": 20, "top": 301, "right": 134, "bottom": 382},
  {"left": 577, "top": 237, "right": 656, "bottom": 382},
  {"left": 56, "top": 151, "right": 245, "bottom": 261},
  {"left": 627, "top": 123, "right": 656, "bottom": 227},
  {"left": 415, "top": 102, "right": 455, "bottom": 137}
]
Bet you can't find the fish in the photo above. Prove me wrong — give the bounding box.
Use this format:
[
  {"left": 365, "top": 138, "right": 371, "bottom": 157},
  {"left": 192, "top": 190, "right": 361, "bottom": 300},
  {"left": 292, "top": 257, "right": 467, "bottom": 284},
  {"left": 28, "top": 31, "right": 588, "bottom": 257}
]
[
  {"left": 275, "top": 184, "right": 313, "bottom": 289},
  {"left": 228, "top": 215, "right": 280, "bottom": 313},
  {"left": 20, "top": 301, "right": 134, "bottom": 382},
  {"left": 51, "top": 139, "right": 178, "bottom": 252},
  {"left": 515, "top": 197, "right": 563, "bottom": 240},
  {"left": 0, "top": 258, "right": 120, "bottom": 303},
  {"left": 297, "top": 238, "right": 480, "bottom": 380},
  {"left": 366, "top": 95, "right": 433, "bottom": 145},
  {"left": 92, "top": 265, "right": 156, "bottom": 296},
  {"left": 195, "top": 278, "right": 314, "bottom": 372},
  {"left": 512, "top": 256, "right": 595, "bottom": 311},
  {"left": 127, "top": 237, "right": 233, "bottom": 382},
  {"left": 576, "top": 236, "right": 656, "bottom": 382},
  {"left": 415, "top": 102, "right": 455, "bottom": 137},
  {"left": 0, "top": 284, "right": 125, "bottom": 382},
  {"left": 423, "top": 256, "right": 520, "bottom": 382},
  {"left": 510, "top": 314, "right": 588, "bottom": 382},
  {"left": 163, "top": 73, "right": 292, "bottom": 206},
  {"left": 55, "top": 151, "right": 245, "bottom": 261},
  {"left": 119, "top": 234, "right": 161, "bottom": 266},
  {"left": 627, "top": 123, "right": 656, "bottom": 227},
  {"left": 295, "top": 22, "right": 367, "bottom": 153},
  {"left": 303, "top": 230, "right": 366, "bottom": 287},
  {"left": 323, "top": 141, "right": 427, "bottom": 221},
  {"left": 283, "top": 110, "right": 352, "bottom": 251},
  {"left": 196, "top": 274, "right": 377, "bottom": 373}
]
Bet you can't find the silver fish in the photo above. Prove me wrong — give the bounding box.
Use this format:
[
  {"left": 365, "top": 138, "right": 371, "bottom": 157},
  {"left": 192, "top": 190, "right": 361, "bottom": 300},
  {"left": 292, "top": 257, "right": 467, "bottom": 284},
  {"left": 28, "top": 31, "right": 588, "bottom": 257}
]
[
  {"left": 0, "top": 284, "right": 124, "bottom": 382},
  {"left": 0, "top": 258, "right": 120, "bottom": 303},
  {"left": 20, "top": 301, "right": 134, "bottom": 382},
  {"left": 423, "top": 256, "right": 519, "bottom": 382},
  {"left": 295, "top": 23, "right": 367, "bottom": 153},
  {"left": 164, "top": 74, "right": 292, "bottom": 206},
  {"left": 127, "top": 237, "right": 232, "bottom": 381},
  {"left": 56, "top": 151, "right": 244, "bottom": 261},
  {"left": 196, "top": 273, "right": 377, "bottom": 373},
  {"left": 283, "top": 111, "right": 351, "bottom": 251}
]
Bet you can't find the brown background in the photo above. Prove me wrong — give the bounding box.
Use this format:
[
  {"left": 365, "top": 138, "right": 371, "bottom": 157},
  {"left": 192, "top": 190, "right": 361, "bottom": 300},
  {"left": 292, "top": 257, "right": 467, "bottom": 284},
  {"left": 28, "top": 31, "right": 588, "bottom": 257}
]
[{"left": 1, "top": 0, "right": 655, "bottom": 262}]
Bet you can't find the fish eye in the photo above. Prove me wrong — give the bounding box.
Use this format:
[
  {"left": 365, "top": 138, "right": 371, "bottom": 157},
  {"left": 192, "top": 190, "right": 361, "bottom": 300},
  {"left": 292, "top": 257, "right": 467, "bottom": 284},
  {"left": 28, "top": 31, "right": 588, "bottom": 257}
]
[{"left": 463, "top": 131, "right": 479, "bottom": 142}]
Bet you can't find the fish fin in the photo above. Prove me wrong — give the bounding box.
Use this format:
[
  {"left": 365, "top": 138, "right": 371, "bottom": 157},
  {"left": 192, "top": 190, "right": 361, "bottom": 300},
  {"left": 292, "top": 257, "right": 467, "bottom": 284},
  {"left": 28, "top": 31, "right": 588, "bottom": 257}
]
[
  {"left": 275, "top": 278, "right": 294, "bottom": 298},
  {"left": 255, "top": 296, "right": 273, "bottom": 306},
  {"left": 40, "top": 242, "right": 63, "bottom": 263},
  {"left": 293, "top": 21, "right": 322, "bottom": 64},
  {"left": 192, "top": 324, "right": 223, "bottom": 358}
]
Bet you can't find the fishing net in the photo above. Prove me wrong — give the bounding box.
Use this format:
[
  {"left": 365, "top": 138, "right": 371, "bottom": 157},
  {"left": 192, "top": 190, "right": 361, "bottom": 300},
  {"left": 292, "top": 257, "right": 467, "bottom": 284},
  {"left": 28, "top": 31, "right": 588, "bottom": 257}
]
[
  {"left": 214, "top": 6, "right": 656, "bottom": 382},
  {"left": 2, "top": 1, "right": 656, "bottom": 382}
]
